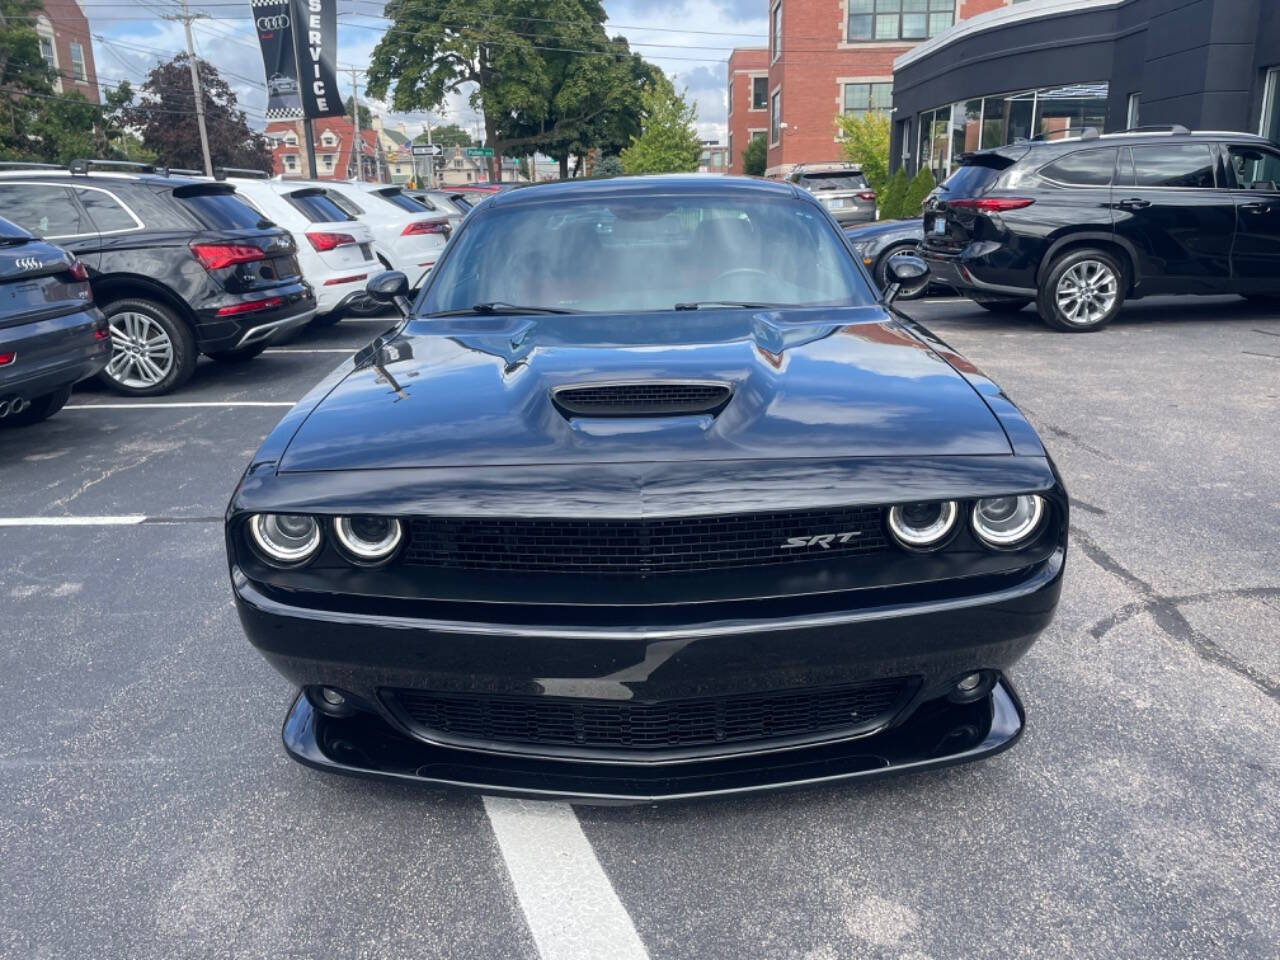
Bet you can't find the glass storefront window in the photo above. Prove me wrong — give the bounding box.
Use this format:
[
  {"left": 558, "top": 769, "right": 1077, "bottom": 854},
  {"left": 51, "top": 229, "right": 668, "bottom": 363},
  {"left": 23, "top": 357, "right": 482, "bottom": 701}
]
[
  {"left": 1036, "top": 82, "right": 1109, "bottom": 140},
  {"left": 1261, "top": 68, "right": 1280, "bottom": 139},
  {"left": 980, "top": 95, "right": 1007, "bottom": 149}
]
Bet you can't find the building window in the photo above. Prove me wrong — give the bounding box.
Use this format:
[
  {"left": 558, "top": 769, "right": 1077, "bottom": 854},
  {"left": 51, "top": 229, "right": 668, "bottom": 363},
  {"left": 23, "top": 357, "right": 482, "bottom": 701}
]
[
  {"left": 750, "top": 129, "right": 766, "bottom": 142},
  {"left": 69, "top": 42, "right": 86, "bottom": 82},
  {"left": 843, "top": 82, "right": 892, "bottom": 118},
  {"left": 751, "top": 76, "right": 768, "bottom": 110},
  {"left": 1261, "top": 69, "right": 1280, "bottom": 139},
  {"left": 284, "top": 133, "right": 298, "bottom": 146},
  {"left": 39, "top": 36, "right": 55, "bottom": 70},
  {"left": 771, "top": 3, "right": 782, "bottom": 62},
  {"left": 1127, "top": 92, "right": 1141, "bottom": 129},
  {"left": 848, "top": 0, "right": 955, "bottom": 42},
  {"left": 321, "top": 132, "right": 337, "bottom": 147},
  {"left": 321, "top": 154, "right": 334, "bottom": 171},
  {"left": 770, "top": 90, "right": 781, "bottom": 145},
  {"left": 284, "top": 155, "right": 297, "bottom": 172}
]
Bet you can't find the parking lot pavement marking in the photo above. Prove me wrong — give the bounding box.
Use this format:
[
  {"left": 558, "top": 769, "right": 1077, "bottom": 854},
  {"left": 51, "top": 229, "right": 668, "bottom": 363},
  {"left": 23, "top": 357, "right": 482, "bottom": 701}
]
[
  {"left": 483, "top": 797, "right": 649, "bottom": 960},
  {"left": 64, "top": 401, "right": 296, "bottom": 409},
  {"left": 263, "top": 348, "right": 355, "bottom": 354},
  {"left": 0, "top": 515, "right": 146, "bottom": 526}
]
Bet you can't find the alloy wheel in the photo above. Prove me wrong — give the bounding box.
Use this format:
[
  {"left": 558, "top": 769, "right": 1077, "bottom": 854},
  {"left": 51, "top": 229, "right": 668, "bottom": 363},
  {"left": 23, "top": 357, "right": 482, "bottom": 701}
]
[
  {"left": 1054, "top": 259, "right": 1118, "bottom": 326},
  {"left": 107, "top": 311, "right": 175, "bottom": 389}
]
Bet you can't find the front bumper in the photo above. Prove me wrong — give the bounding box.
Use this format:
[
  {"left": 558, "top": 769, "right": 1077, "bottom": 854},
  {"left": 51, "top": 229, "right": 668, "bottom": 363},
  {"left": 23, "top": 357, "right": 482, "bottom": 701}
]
[{"left": 283, "top": 676, "right": 1025, "bottom": 803}]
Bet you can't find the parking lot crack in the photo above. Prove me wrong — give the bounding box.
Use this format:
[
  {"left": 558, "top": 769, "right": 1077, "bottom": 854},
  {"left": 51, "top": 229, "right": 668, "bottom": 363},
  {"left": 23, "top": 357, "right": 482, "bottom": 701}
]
[{"left": 1073, "top": 525, "right": 1280, "bottom": 705}]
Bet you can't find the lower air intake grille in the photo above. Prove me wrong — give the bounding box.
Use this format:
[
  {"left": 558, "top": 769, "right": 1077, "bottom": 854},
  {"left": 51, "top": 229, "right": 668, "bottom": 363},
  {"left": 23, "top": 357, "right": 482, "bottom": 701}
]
[
  {"left": 403, "top": 506, "right": 888, "bottom": 575},
  {"left": 387, "top": 679, "right": 911, "bottom": 753},
  {"left": 552, "top": 381, "right": 731, "bottom": 417}
]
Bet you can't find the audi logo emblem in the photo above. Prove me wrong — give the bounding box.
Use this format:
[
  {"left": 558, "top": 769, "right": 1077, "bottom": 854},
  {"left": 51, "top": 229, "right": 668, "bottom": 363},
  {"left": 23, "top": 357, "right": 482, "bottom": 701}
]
[
  {"left": 257, "top": 14, "right": 289, "bottom": 30},
  {"left": 14, "top": 257, "right": 43, "bottom": 271}
]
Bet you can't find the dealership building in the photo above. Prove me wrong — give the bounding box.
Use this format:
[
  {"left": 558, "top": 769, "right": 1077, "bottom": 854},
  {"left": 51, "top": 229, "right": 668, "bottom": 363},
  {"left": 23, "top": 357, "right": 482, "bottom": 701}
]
[{"left": 890, "top": 0, "right": 1280, "bottom": 181}]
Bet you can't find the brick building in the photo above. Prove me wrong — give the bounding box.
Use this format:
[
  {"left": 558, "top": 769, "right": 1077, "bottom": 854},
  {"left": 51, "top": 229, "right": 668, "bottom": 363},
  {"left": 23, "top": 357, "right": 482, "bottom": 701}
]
[
  {"left": 35, "top": 0, "right": 99, "bottom": 102},
  {"left": 726, "top": 0, "right": 1013, "bottom": 177},
  {"left": 265, "top": 118, "right": 380, "bottom": 180}
]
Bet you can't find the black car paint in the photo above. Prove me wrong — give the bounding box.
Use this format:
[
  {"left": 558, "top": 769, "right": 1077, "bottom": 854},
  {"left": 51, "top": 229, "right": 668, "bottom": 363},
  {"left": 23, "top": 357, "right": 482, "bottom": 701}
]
[
  {"left": 226, "top": 175, "right": 1068, "bottom": 800},
  {"left": 0, "top": 174, "right": 315, "bottom": 354},
  {"left": 0, "top": 218, "right": 107, "bottom": 410},
  {"left": 920, "top": 132, "right": 1280, "bottom": 302}
]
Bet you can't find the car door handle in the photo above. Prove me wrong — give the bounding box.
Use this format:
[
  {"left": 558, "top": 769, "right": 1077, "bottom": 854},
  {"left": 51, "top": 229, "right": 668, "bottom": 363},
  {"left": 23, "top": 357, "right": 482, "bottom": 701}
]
[
  {"left": 1240, "top": 201, "right": 1269, "bottom": 214},
  {"left": 1116, "top": 198, "right": 1151, "bottom": 211}
]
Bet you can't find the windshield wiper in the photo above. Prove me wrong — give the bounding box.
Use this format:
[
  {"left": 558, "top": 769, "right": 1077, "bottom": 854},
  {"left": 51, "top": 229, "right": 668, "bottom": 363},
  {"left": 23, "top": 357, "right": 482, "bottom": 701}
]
[
  {"left": 429, "top": 301, "right": 581, "bottom": 317},
  {"left": 673, "top": 300, "right": 788, "bottom": 311}
]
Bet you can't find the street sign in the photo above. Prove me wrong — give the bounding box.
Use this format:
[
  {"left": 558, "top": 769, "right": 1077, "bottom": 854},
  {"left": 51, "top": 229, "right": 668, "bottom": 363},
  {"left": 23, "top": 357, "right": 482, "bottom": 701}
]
[
  {"left": 412, "top": 143, "right": 442, "bottom": 156},
  {"left": 466, "top": 147, "right": 494, "bottom": 157}
]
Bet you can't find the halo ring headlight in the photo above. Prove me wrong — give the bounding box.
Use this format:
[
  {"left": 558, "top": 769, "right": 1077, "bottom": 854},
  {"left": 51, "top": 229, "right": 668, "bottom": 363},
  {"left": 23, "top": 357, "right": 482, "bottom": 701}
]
[
  {"left": 333, "top": 516, "right": 403, "bottom": 563},
  {"left": 972, "top": 495, "right": 1045, "bottom": 548},
  {"left": 248, "top": 513, "right": 321, "bottom": 566},
  {"left": 887, "top": 500, "right": 959, "bottom": 550}
]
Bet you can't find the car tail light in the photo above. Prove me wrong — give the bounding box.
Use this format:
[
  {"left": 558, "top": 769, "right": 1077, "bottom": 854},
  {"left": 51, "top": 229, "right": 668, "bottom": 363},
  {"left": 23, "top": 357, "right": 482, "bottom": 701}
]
[
  {"left": 68, "top": 259, "right": 89, "bottom": 281},
  {"left": 856, "top": 191, "right": 877, "bottom": 201},
  {"left": 215, "top": 296, "right": 283, "bottom": 317},
  {"left": 323, "top": 273, "right": 368, "bottom": 286},
  {"left": 0, "top": 352, "right": 15, "bottom": 366},
  {"left": 946, "top": 197, "right": 1035, "bottom": 213},
  {"left": 402, "top": 220, "right": 447, "bottom": 236},
  {"left": 190, "top": 242, "right": 267, "bottom": 271},
  {"left": 306, "top": 232, "right": 356, "bottom": 252},
  {"left": 94, "top": 328, "right": 109, "bottom": 341}
]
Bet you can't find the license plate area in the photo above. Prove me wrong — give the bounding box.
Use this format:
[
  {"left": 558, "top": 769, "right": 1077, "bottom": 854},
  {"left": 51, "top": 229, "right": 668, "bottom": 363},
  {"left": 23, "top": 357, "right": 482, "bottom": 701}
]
[{"left": 932, "top": 216, "right": 948, "bottom": 236}]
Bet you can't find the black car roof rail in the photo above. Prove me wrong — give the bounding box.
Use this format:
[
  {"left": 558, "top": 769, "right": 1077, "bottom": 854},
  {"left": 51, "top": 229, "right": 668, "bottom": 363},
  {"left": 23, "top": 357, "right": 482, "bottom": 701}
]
[
  {"left": 69, "top": 158, "right": 168, "bottom": 176},
  {"left": 213, "top": 166, "right": 271, "bottom": 181},
  {"left": 169, "top": 168, "right": 205, "bottom": 177},
  {"left": 0, "top": 161, "right": 63, "bottom": 170},
  {"left": 1116, "top": 124, "right": 1191, "bottom": 135}
]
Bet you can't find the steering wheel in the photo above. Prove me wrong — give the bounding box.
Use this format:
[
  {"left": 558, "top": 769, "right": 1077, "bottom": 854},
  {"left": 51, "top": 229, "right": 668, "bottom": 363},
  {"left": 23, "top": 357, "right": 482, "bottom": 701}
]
[{"left": 712, "top": 268, "right": 770, "bottom": 285}]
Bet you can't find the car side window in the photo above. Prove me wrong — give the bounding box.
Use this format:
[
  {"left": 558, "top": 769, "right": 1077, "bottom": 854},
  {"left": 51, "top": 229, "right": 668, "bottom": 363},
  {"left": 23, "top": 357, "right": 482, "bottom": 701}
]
[
  {"left": 76, "top": 189, "right": 138, "bottom": 233},
  {"left": 1039, "top": 148, "right": 1117, "bottom": 187},
  {"left": 0, "top": 184, "right": 87, "bottom": 237},
  {"left": 1130, "top": 144, "right": 1215, "bottom": 188},
  {"left": 327, "top": 190, "right": 365, "bottom": 217},
  {"left": 1226, "top": 145, "right": 1280, "bottom": 192}
]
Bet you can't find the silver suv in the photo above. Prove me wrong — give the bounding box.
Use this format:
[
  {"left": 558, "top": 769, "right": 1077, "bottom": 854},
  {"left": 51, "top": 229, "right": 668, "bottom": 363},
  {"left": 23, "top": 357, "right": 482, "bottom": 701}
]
[{"left": 786, "top": 163, "right": 876, "bottom": 225}]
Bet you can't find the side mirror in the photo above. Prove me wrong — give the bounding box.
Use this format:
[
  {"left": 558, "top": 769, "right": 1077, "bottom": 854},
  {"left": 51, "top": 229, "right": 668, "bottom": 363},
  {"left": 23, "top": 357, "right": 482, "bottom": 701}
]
[
  {"left": 883, "top": 253, "right": 928, "bottom": 304},
  {"left": 366, "top": 270, "right": 412, "bottom": 318}
]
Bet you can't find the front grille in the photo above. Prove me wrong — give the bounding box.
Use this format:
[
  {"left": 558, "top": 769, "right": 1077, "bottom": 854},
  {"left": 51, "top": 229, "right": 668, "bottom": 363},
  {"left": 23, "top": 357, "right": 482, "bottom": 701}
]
[
  {"left": 552, "top": 382, "right": 731, "bottom": 417},
  {"left": 403, "top": 506, "right": 888, "bottom": 575},
  {"left": 388, "top": 679, "right": 910, "bottom": 753}
]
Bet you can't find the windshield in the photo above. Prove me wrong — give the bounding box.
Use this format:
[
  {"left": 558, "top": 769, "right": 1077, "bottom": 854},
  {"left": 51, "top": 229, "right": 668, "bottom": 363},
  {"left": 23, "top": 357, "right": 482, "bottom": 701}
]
[
  {"left": 796, "top": 172, "right": 868, "bottom": 191},
  {"left": 419, "top": 194, "right": 872, "bottom": 314}
]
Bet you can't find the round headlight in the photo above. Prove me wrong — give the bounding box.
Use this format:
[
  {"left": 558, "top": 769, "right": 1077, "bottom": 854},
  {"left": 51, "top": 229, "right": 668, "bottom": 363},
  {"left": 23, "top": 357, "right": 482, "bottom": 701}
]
[
  {"left": 887, "top": 500, "right": 958, "bottom": 550},
  {"left": 249, "top": 513, "right": 321, "bottom": 565},
  {"left": 972, "top": 495, "right": 1044, "bottom": 547},
  {"left": 333, "top": 515, "right": 403, "bottom": 563}
]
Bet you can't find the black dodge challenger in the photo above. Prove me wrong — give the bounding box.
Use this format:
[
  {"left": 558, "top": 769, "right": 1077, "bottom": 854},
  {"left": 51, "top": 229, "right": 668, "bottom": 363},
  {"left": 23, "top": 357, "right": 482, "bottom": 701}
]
[{"left": 226, "top": 175, "right": 1067, "bottom": 802}]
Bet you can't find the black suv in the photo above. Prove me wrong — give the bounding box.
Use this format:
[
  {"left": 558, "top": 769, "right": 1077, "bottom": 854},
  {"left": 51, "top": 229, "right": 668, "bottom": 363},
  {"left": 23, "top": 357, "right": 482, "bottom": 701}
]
[
  {"left": 920, "top": 126, "right": 1280, "bottom": 331},
  {"left": 0, "top": 162, "right": 315, "bottom": 394}
]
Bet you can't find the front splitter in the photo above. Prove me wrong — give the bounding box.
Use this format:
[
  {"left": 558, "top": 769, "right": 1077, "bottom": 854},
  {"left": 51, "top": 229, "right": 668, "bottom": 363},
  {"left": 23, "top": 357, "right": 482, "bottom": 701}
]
[{"left": 280, "top": 679, "right": 1025, "bottom": 804}]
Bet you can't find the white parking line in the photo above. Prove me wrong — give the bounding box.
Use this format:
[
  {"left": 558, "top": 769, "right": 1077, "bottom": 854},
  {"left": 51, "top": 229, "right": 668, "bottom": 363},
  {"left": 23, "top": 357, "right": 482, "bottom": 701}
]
[
  {"left": 0, "top": 515, "right": 146, "bottom": 526},
  {"left": 922, "top": 298, "right": 963, "bottom": 303},
  {"left": 264, "top": 348, "right": 354, "bottom": 354},
  {"left": 65, "top": 401, "right": 295, "bottom": 409},
  {"left": 483, "top": 797, "right": 649, "bottom": 960}
]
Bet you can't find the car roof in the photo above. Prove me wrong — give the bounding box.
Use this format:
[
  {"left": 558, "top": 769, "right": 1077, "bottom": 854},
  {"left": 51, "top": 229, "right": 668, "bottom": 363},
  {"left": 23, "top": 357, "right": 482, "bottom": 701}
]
[
  {"left": 0, "top": 169, "right": 201, "bottom": 188},
  {"left": 970, "top": 129, "right": 1274, "bottom": 161},
  {"left": 488, "top": 174, "right": 801, "bottom": 209}
]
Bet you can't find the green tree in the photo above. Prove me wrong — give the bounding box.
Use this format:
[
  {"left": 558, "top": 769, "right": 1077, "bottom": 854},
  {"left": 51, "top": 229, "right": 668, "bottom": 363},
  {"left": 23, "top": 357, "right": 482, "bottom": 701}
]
[
  {"left": 835, "top": 110, "right": 891, "bottom": 192},
  {"left": 619, "top": 81, "right": 700, "bottom": 175},
  {"left": 903, "top": 165, "right": 937, "bottom": 217},
  {"left": 592, "top": 154, "right": 622, "bottom": 178},
  {"left": 741, "top": 135, "right": 766, "bottom": 176},
  {"left": 123, "top": 54, "right": 270, "bottom": 171},
  {"left": 415, "top": 123, "right": 472, "bottom": 147},
  {"left": 878, "top": 167, "right": 909, "bottom": 220},
  {"left": 344, "top": 95, "right": 372, "bottom": 130}
]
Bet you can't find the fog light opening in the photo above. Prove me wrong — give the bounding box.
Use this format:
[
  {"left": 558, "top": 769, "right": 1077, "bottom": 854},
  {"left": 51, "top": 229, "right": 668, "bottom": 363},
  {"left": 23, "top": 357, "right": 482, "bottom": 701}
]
[
  {"left": 306, "top": 685, "right": 359, "bottom": 718},
  {"left": 948, "top": 671, "right": 996, "bottom": 704}
]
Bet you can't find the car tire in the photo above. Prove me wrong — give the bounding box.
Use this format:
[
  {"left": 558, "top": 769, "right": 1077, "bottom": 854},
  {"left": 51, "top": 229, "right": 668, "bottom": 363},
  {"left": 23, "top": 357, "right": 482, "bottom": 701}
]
[
  {"left": 97, "top": 298, "right": 197, "bottom": 396},
  {"left": 0, "top": 384, "right": 71, "bottom": 428},
  {"left": 1036, "top": 248, "right": 1126, "bottom": 332},
  {"left": 205, "top": 341, "right": 270, "bottom": 363},
  {"left": 338, "top": 295, "right": 383, "bottom": 318},
  {"left": 876, "top": 244, "right": 928, "bottom": 300},
  {"left": 309, "top": 309, "right": 345, "bottom": 328},
  {"left": 972, "top": 296, "right": 1032, "bottom": 313}
]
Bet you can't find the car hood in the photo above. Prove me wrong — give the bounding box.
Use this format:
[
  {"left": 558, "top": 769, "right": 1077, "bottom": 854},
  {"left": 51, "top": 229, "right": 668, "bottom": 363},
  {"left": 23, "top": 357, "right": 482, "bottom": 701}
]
[
  {"left": 277, "top": 306, "right": 1011, "bottom": 472},
  {"left": 844, "top": 218, "right": 923, "bottom": 243}
]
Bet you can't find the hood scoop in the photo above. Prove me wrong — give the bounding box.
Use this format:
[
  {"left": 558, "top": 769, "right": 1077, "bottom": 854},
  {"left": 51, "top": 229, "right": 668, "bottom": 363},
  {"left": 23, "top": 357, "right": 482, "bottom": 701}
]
[{"left": 551, "top": 381, "right": 734, "bottom": 419}]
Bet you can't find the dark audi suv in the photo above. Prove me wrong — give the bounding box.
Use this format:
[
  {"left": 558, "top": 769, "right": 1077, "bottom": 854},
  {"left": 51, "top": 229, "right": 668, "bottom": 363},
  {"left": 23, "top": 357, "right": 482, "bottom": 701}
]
[
  {"left": 0, "top": 163, "right": 315, "bottom": 394},
  {"left": 226, "top": 176, "right": 1068, "bottom": 802},
  {"left": 921, "top": 127, "right": 1280, "bottom": 331}
]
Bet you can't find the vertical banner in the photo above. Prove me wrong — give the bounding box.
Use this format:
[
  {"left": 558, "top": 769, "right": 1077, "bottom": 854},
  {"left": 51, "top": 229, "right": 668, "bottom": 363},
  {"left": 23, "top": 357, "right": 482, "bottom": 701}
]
[
  {"left": 290, "top": 0, "right": 343, "bottom": 119},
  {"left": 252, "top": 0, "right": 303, "bottom": 120}
]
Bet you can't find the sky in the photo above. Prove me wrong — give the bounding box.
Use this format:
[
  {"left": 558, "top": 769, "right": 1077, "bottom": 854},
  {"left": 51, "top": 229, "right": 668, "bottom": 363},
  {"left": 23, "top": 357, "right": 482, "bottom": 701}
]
[{"left": 85, "top": 0, "right": 771, "bottom": 145}]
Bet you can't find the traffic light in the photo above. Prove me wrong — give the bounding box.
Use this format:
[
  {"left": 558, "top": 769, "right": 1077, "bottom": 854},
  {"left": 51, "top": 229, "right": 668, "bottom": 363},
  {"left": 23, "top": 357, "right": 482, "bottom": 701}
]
[{"left": 432, "top": 155, "right": 445, "bottom": 171}]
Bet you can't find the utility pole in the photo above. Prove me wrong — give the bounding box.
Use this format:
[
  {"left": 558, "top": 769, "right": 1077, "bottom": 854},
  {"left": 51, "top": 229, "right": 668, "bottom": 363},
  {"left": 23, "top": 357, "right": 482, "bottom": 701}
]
[
  {"left": 425, "top": 114, "right": 435, "bottom": 190},
  {"left": 171, "top": 0, "right": 213, "bottom": 176},
  {"left": 347, "top": 66, "right": 364, "bottom": 181}
]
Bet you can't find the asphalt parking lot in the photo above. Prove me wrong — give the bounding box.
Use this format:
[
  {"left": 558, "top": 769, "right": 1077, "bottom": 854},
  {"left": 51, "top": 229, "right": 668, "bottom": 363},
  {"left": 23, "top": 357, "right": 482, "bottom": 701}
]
[{"left": 3, "top": 296, "right": 1278, "bottom": 959}]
